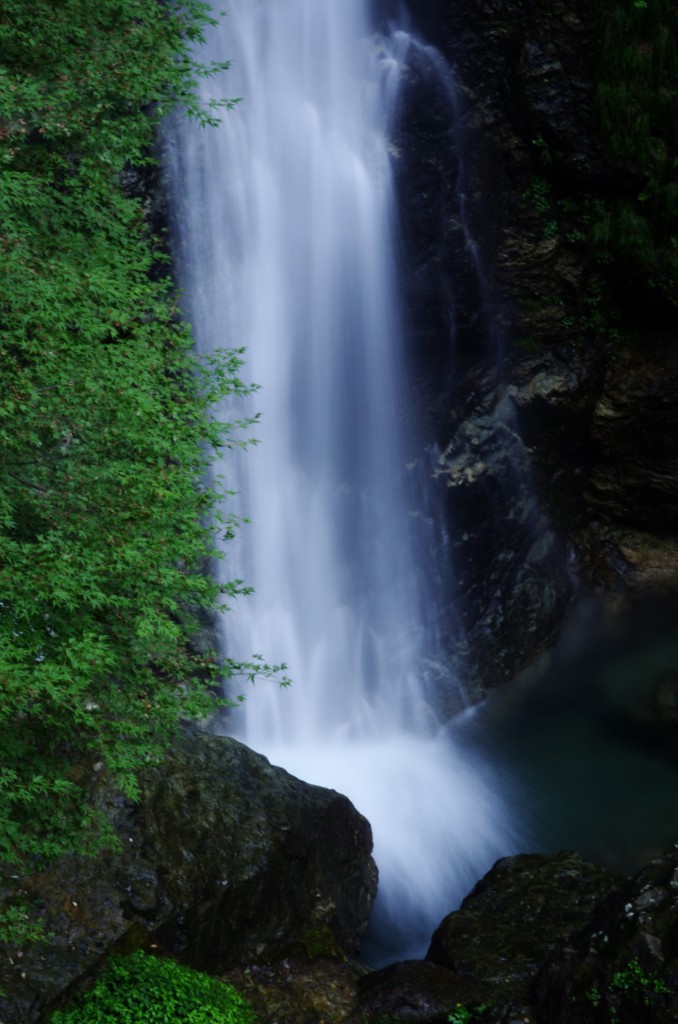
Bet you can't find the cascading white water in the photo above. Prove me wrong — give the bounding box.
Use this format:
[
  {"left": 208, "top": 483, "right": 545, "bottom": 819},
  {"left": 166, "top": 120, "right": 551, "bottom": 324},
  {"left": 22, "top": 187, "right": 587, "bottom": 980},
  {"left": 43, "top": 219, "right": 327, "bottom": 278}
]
[{"left": 169, "top": 0, "right": 521, "bottom": 963}]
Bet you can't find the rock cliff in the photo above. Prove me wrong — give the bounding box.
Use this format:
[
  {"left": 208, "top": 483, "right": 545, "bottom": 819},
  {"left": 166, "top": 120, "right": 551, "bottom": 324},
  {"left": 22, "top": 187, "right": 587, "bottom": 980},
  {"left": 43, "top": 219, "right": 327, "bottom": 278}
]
[{"left": 387, "top": 0, "right": 678, "bottom": 695}]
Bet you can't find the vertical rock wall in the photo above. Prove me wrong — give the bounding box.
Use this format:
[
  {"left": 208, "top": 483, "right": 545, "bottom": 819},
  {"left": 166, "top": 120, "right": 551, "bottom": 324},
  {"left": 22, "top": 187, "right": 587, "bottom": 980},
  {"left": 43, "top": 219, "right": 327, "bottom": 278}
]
[{"left": 385, "top": 0, "right": 678, "bottom": 695}]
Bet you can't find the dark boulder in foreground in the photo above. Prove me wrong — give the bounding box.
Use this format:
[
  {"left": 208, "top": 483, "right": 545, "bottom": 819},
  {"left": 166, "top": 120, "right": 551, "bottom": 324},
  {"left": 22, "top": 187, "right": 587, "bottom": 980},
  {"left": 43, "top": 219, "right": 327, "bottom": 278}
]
[
  {"left": 356, "top": 851, "right": 620, "bottom": 1023},
  {"left": 357, "top": 849, "right": 678, "bottom": 1024},
  {"left": 427, "top": 850, "right": 622, "bottom": 997},
  {"left": 0, "top": 725, "right": 377, "bottom": 1024},
  {"left": 535, "top": 846, "right": 678, "bottom": 1024}
]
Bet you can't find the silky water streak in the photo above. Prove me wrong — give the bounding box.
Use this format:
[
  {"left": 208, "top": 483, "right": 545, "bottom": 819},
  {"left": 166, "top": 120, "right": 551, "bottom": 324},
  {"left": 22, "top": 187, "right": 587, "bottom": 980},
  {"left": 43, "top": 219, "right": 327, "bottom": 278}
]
[{"left": 168, "top": 0, "right": 520, "bottom": 962}]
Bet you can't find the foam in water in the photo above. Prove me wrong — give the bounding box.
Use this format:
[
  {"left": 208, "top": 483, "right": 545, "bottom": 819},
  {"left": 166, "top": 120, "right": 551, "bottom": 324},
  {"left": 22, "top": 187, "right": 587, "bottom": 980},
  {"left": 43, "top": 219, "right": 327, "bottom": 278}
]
[{"left": 168, "top": 0, "right": 521, "bottom": 962}]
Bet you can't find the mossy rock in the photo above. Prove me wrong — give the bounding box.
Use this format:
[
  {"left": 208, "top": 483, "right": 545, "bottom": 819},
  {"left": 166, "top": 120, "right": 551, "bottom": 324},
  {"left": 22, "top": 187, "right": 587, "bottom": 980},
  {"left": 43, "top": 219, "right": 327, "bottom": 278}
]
[
  {"left": 0, "top": 726, "right": 377, "bottom": 1024},
  {"left": 47, "top": 950, "right": 257, "bottom": 1024},
  {"left": 427, "top": 851, "right": 622, "bottom": 999}
]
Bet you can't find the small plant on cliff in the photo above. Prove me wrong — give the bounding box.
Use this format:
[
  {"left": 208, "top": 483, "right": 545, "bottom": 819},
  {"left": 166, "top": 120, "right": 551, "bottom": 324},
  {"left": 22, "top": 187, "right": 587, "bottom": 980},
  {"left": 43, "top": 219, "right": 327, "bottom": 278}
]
[
  {"left": 610, "top": 957, "right": 671, "bottom": 1003},
  {"left": 48, "top": 950, "right": 258, "bottom": 1024},
  {"left": 448, "top": 1005, "right": 473, "bottom": 1024},
  {"left": 447, "top": 1003, "right": 490, "bottom": 1024},
  {"left": 582, "top": 958, "right": 672, "bottom": 1020}
]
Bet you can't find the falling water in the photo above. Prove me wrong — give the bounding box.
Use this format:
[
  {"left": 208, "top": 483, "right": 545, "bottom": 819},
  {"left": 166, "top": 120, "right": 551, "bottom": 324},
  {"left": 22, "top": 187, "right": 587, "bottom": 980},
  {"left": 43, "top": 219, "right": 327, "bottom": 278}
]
[{"left": 168, "top": 0, "right": 521, "bottom": 963}]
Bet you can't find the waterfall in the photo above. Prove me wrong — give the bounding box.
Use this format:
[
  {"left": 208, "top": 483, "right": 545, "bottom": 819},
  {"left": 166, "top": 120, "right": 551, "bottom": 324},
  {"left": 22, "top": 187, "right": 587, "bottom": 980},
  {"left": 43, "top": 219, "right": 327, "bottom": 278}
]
[{"left": 168, "top": 0, "right": 521, "bottom": 963}]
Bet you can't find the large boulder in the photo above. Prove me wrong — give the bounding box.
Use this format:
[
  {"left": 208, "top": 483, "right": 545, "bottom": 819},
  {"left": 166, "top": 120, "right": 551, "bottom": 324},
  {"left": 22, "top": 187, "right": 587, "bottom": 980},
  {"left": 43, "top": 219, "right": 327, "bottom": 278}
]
[
  {"left": 349, "top": 851, "right": 621, "bottom": 1023},
  {"left": 426, "top": 851, "right": 621, "bottom": 1000},
  {"left": 353, "top": 848, "right": 678, "bottom": 1024},
  {"left": 535, "top": 846, "right": 678, "bottom": 1023},
  {"left": 0, "top": 725, "right": 377, "bottom": 1024}
]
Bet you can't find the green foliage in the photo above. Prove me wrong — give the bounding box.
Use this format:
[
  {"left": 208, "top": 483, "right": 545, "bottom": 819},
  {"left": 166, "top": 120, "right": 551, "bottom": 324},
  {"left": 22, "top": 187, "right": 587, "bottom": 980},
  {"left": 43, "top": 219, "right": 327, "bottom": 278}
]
[
  {"left": 516, "top": 335, "right": 540, "bottom": 353},
  {"left": 520, "top": 1, "right": 678, "bottom": 346},
  {"left": 0, "top": 0, "right": 285, "bottom": 945},
  {"left": 446, "top": 1004, "right": 490, "bottom": 1024},
  {"left": 447, "top": 1005, "right": 473, "bottom": 1024},
  {"left": 48, "top": 950, "right": 258, "bottom": 1024},
  {"left": 610, "top": 957, "right": 670, "bottom": 999},
  {"left": 531, "top": 132, "right": 553, "bottom": 168},
  {"left": 0, "top": 0, "right": 237, "bottom": 150},
  {"left": 298, "top": 923, "right": 345, "bottom": 960},
  {"left": 0, "top": 901, "right": 45, "bottom": 947},
  {"left": 592, "top": 0, "right": 678, "bottom": 300},
  {"left": 521, "top": 177, "right": 562, "bottom": 244},
  {"left": 581, "top": 958, "right": 672, "bottom": 1021},
  {"left": 521, "top": 176, "right": 552, "bottom": 215},
  {"left": 584, "top": 984, "right": 602, "bottom": 1008},
  {"left": 591, "top": 202, "right": 654, "bottom": 269}
]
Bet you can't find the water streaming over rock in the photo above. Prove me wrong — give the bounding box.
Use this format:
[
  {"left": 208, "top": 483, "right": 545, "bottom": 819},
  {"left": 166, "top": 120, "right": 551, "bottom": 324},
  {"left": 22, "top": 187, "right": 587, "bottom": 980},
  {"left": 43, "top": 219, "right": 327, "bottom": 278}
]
[{"left": 168, "top": 0, "right": 521, "bottom": 963}]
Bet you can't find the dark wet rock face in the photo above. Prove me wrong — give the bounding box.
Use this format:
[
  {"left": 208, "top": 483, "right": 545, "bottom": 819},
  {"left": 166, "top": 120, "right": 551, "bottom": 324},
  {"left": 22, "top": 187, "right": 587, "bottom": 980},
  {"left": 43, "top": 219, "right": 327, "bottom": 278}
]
[
  {"left": 433, "top": 373, "right": 574, "bottom": 695},
  {"left": 386, "top": 0, "right": 678, "bottom": 697},
  {"left": 587, "top": 347, "right": 678, "bottom": 535},
  {"left": 385, "top": 1, "right": 592, "bottom": 694},
  {"left": 0, "top": 726, "right": 377, "bottom": 1024}
]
